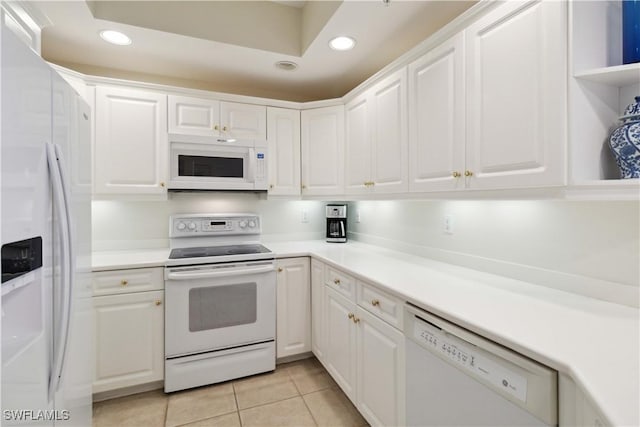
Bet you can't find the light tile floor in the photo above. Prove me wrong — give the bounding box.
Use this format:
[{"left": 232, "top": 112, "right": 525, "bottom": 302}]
[{"left": 93, "top": 357, "right": 369, "bottom": 427}]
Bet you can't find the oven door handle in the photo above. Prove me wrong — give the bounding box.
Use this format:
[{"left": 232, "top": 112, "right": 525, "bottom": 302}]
[{"left": 166, "top": 265, "right": 275, "bottom": 281}]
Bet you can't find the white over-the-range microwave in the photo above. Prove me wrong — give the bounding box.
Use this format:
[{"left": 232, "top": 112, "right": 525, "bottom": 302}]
[{"left": 168, "top": 137, "right": 268, "bottom": 191}]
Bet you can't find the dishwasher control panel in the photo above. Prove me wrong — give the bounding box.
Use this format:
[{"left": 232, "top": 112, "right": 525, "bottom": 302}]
[{"left": 413, "top": 316, "right": 528, "bottom": 403}]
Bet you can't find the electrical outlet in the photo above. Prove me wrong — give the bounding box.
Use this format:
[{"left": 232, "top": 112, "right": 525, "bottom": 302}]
[
  {"left": 301, "top": 209, "right": 309, "bottom": 223},
  {"left": 356, "top": 210, "right": 361, "bottom": 223},
  {"left": 444, "top": 214, "right": 454, "bottom": 234}
]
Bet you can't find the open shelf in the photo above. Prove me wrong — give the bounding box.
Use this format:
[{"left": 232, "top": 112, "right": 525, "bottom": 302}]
[{"left": 574, "top": 63, "right": 640, "bottom": 87}]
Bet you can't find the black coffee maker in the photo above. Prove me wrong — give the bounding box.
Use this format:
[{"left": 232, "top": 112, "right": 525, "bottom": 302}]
[{"left": 326, "top": 204, "right": 347, "bottom": 243}]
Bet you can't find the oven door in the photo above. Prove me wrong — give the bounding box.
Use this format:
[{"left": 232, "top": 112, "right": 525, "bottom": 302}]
[
  {"left": 164, "top": 260, "right": 275, "bottom": 358},
  {"left": 169, "top": 141, "right": 267, "bottom": 190}
]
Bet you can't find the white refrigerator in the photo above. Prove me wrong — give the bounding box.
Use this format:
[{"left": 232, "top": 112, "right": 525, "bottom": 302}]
[{"left": 1, "top": 21, "right": 92, "bottom": 426}]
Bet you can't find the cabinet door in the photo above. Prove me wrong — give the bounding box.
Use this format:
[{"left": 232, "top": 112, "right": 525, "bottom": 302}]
[
  {"left": 301, "top": 106, "right": 345, "bottom": 196},
  {"left": 370, "top": 68, "right": 408, "bottom": 193},
  {"left": 311, "top": 260, "right": 326, "bottom": 361},
  {"left": 408, "top": 33, "right": 465, "bottom": 192},
  {"left": 356, "top": 307, "right": 405, "bottom": 427},
  {"left": 220, "top": 101, "right": 267, "bottom": 140},
  {"left": 168, "top": 95, "right": 220, "bottom": 137},
  {"left": 94, "top": 86, "right": 168, "bottom": 195},
  {"left": 267, "top": 107, "right": 301, "bottom": 196},
  {"left": 345, "top": 94, "right": 372, "bottom": 195},
  {"left": 465, "top": 0, "right": 566, "bottom": 189},
  {"left": 276, "top": 258, "right": 311, "bottom": 359},
  {"left": 93, "top": 290, "right": 164, "bottom": 393},
  {"left": 324, "top": 286, "right": 357, "bottom": 402}
]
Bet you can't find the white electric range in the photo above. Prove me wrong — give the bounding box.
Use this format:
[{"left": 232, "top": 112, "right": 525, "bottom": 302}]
[{"left": 164, "top": 213, "right": 276, "bottom": 393}]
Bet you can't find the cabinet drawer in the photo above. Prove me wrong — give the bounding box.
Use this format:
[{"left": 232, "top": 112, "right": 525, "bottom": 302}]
[
  {"left": 357, "top": 281, "right": 403, "bottom": 330},
  {"left": 325, "top": 266, "right": 356, "bottom": 301},
  {"left": 92, "top": 267, "right": 164, "bottom": 296}
]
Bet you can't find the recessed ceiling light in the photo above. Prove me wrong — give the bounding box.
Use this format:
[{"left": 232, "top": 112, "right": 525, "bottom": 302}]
[
  {"left": 329, "top": 36, "right": 356, "bottom": 51},
  {"left": 275, "top": 61, "right": 298, "bottom": 71},
  {"left": 99, "top": 30, "right": 132, "bottom": 46}
]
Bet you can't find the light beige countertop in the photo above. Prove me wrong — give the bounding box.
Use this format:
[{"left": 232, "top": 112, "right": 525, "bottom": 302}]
[{"left": 92, "top": 240, "right": 639, "bottom": 426}]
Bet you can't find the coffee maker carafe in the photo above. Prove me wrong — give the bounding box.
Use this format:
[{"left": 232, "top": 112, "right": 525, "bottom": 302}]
[{"left": 326, "top": 204, "right": 347, "bottom": 243}]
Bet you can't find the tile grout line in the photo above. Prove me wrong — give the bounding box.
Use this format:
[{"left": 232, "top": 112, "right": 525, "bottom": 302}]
[{"left": 231, "top": 382, "right": 243, "bottom": 427}]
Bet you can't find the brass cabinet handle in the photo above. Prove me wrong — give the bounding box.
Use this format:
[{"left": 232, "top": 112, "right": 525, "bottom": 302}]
[
  {"left": 348, "top": 313, "right": 354, "bottom": 319},
  {"left": 160, "top": 181, "right": 165, "bottom": 187},
  {"left": 277, "top": 267, "right": 283, "bottom": 273},
  {"left": 214, "top": 125, "right": 219, "bottom": 131},
  {"left": 371, "top": 299, "right": 380, "bottom": 307},
  {"left": 452, "top": 171, "right": 461, "bottom": 178},
  {"left": 353, "top": 317, "right": 360, "bottom": 324},
  {"left": 465, "top": 170, "right": 473, "bottom": 177},
  {"left": 120, "top": 279, "right": 128, "bottom": 286},
  {"left": 222, "top": 126, "right": 228, "bottom": 132},
  {"left": 269, "top": 184, "right": 274, "bottom": 189},
  {"left": 301, "top": 184, "right": 307, "bottom": 190},
  {"left": 155, "top": 300, "right": 162, "bottom": 306},
  {"left": 333, "top": 278, "right": 341, "bottom": 285},
  {"left": 364, "top": 181, "right": 376, "bottom": 187}
]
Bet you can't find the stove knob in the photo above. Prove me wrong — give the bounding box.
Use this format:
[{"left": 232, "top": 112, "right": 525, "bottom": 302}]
[
  {"left": 188, "top": 222, "right": 197, "bottom": 231},
  {"left": 177, "top": 222, "right": 186, "bottom": 231},
  {"left": 239, "top": 220, "right": 247, "bottom": 229},
  {"left": 248, "top": 220, "right": 256, "bottom": 228}
]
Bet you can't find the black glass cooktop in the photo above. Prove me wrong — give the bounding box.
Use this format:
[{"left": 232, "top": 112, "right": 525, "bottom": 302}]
[{"left": 169, "top": 244, "right": 272, "bottom": 260}]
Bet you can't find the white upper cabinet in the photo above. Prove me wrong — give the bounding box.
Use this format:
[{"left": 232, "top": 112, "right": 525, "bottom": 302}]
[
  {"left": 94, "top": 86, "right": 168, "bottom": 195},
  {"left": 408, "top": 33, "right": 465, "bottom": 192},
  {"left": 345, "top": 94, "right": 371, "bottom": 194},
  {"left": 345, "top": 68, "right": 408, "bottom": 194},
  {"left": 267, "top": 107, "right": 301, "bottom": 196},
  {"left": 168, "top": 95, "right": 220, "bottom": 137},
  {"left": 220, "top": 101, "right": 267, "bottom": 140},
  {"left": 465, "top": 0, "right": 567, "bottom": 190},
  {"left": 301, "top": 105, "right": 345, "bottom": 196},
  {"left": 168, "top": 95, "right": 266, "bottom": 140}
]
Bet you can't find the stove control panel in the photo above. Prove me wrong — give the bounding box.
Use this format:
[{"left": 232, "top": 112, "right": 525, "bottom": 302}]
[{"left": 170, "top": 214, "right": 261, "bottom": 237}]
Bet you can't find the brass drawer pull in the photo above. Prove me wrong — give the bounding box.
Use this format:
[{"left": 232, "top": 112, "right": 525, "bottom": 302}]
[
  {"left": 371, "top": 299, "right": 380, "bottom": 307},
  {"left": 155, "top": 300, "right": 162, "bottom": 306},
  {"left": 333, "top": 278, "right": 341, "bottom": 285},
  {"left": 348, "top": 313, "right": 354, "bottom": 319},
  {"left": 120, "top": 279, "right": 128, "bottom": 286},
  {"left": 277, "top": 267, "right": 283, "bottom": 273}
]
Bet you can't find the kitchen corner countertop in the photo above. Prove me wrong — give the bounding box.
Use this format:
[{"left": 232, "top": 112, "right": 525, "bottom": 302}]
[{"left": 92, "top": 241, "right": 639, "bottom": 426}]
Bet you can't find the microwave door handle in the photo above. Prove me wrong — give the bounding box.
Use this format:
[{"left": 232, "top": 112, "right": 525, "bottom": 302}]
[
  {"left": 247, "top": 148, "right": 256, "bottom": 183},
  {"left": 166, "top": 264, "right": 274, "bottom": 281}
]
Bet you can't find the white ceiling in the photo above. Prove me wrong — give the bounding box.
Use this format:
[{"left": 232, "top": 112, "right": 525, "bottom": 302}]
[{"left": 34, "top": 0, "right": 475, "bottom": 102}]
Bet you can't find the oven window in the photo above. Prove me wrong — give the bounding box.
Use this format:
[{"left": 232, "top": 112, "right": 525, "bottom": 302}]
[
  {"left": 178, "top": 155, "right": 244, "bottom": 178},
  {"left": 188, "top": 282, "right": 257, "bottom": 332}
]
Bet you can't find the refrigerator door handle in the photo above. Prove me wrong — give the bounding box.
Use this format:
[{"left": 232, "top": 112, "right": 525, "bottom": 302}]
[{"left": 46, "top": 143, "right": 74, "bottom": 400}]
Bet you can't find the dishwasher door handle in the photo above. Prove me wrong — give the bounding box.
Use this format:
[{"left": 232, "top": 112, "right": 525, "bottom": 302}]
[{"left": 166, "top": 265, "right": 274, "bottom": 281}]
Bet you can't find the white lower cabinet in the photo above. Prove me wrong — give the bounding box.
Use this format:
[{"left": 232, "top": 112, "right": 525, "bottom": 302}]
[
  {"left": 311, "top": 259, "right": 326, "bottom": 361},
  {"left": 91, "top": 267, "right": 164, "bottom": 394},
  {"left": 356, "top": 307, "right": 405, "bottom": 427},
  {"left": 317, "top": 261, "right": 405, "bottom": 427},
  {"left": 559, "top": 374, "right": 609, "bottom": 427},
  {"left": 276, "top": 257, "right": 311, "bottom": 358},
  {"left": 324, "top": 286, "right": 358, "bottom": 400}
]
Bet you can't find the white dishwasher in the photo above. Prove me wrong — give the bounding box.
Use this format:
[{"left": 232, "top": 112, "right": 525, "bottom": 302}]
[{"left": 404, "top": 303, "right": 557, "bottom": 427}]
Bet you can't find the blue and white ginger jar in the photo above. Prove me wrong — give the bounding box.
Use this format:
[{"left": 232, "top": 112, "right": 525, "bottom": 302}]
[{"left": 609, "top": 96, "right": 640, "bottom": 179}]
